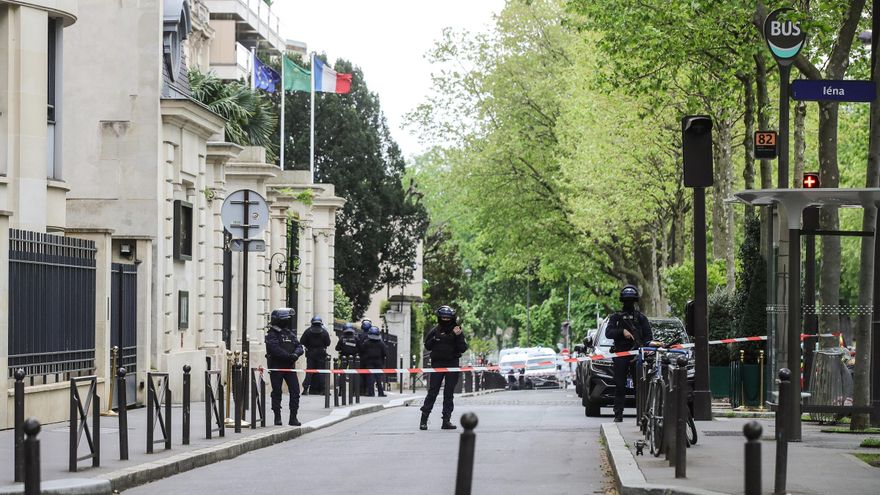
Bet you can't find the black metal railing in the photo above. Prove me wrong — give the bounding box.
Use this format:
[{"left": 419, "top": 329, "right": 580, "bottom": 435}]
[
  {"left": 69, "top": 376, "right": 100, "bottom": 472},
  {"left": 205, "top": 370, "right": 225, "bottom": 439},
  {"left": 250, "top": 368, "right": 266, "bottom": 428},
  {"left": 147, "top": 372, "right": 171, "bottom": 453},
  {"left": 8, "top": 229, "right": 96, "bottom": 382}
]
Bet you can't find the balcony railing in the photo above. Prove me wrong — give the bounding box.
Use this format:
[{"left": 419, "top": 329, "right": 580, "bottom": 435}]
[{"left": 205, "top": 0, "right": 283, "bottom": 50}]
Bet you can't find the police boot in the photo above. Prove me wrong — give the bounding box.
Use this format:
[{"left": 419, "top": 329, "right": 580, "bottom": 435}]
[
  {"left": 289, "top": 412, "right": 301, "bottom": 427},
  {"left": 419, "top": 411, "right": 429, "bottom": 431},
  {"left": 441, "top": 416, "right": 457, "bottom": 430},
  {"left": 273, "top": 409, "right": 282, "bottom": 426}
]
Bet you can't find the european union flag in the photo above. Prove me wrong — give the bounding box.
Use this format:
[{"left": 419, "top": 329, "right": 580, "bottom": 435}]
[{"left": 253, "top": 55, "right": 280, "bottom": 93}]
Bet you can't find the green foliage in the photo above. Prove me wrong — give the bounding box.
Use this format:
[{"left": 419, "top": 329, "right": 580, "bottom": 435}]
[
  {"left": 333, "top": 284, "right": 352, "bottom": 322},
  {"left": 278, "top": 57, "right": 429, "bottom": 317},
  {"left": 734, "top": 216, "right": 766, "bottom": 362},
  {"left": 188, "top": 69, "right": 278, "bottom": 160},
  {"left": 708, "top": 287, "right": 737, "bottom": 366},
  {"left": 662, "top": 260, "right": 728, "bottom": 318},
  {"left": 860, "top": 438, "right": 880, "bottom": 448}
]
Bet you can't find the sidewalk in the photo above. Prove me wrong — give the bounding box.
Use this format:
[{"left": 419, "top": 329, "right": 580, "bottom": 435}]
[
  {"left": 604, "top": 415, "right": 880, "bottom": 494},
  {"left": 0, "top": 390, "right": 426, "bottom": 494}
]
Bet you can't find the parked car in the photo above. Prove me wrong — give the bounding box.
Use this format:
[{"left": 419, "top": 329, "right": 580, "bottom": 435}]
[{"left": 576, "top": 317, "right": 693, "bottom": 417}]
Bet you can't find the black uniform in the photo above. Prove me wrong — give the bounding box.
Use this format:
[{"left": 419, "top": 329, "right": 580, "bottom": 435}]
[
  {"left": 335, "top": 331, "right": 359, "bottom": 358},
  {"left": 605, "top": 310, "right": 653, "bottom": 416},
  {"left": 420, "top": 323, "right": 469, "bottom": 420},
  {"left": 360, "top": 337, "right": 388, "bottom": 396},
  {"left": 300, "top": 323, "right": 331, "bottom": 394},
  {"left": 265, "top": 325, "right": 304, "bottom": 415}
]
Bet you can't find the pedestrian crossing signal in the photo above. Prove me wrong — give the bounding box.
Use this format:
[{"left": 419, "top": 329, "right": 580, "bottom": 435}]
[{"left": 802, "top": 172, "right": 819, "bottom": 189}]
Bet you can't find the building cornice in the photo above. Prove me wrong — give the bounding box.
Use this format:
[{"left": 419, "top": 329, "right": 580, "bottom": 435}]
[
  {"left": 160, "top": 98, "right": 225, "bottom": 139},
  {"left": 206, "top": 141, "right": 244, "bottom": 164},
  {"left": 3, "top": 0, "right": 77, "bottom": 26}
]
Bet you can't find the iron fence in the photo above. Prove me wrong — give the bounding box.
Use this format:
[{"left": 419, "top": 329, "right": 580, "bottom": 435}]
[{"left": 8, "top": 229, "right": 96, "bottom": 382}]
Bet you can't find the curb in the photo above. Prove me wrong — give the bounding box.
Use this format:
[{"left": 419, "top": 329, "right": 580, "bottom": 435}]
[
  {"left": 600, "top": 423, "right": 730, "bottom": 495},
  {"left": 94, "top": 388, "right": 504, "bottom": 493}
]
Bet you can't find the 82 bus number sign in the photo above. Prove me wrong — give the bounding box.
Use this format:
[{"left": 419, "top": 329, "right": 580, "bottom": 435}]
[{"left": 754, "top": 131, "right": 778, "bottom": 160}]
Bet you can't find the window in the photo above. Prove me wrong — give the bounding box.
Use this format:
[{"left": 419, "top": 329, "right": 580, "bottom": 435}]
[
  {"left": 47, "top": 18, "right": 58, "bottom": 178},
  {"left": 178, "top": 291, "right": 189, "bottom": 330},
  {"left": 173, "top": 200, "right": 193, "bottom": 261}
]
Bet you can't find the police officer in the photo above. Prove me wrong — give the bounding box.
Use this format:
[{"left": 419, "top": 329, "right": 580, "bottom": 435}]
[
  {"left": 335, "top": 322, "right": 359, "bottom": 359},
  {"left": 264, "top": 308, "right": 304, "bottom": 426},
  {"left": 605, "top": 285, "right": 658, "bottom": 423},
  {"left": 361, "top": 327, "right": 388, "bottom": 396},
  {"left": 300, "top": 315, "right": 331, "bottom": 395},
  {"left": 419, "top": 305, "right": 468, "bottom": 430},
  {"left": 356, "top": 319, "right": 372, "bottom": 394}
]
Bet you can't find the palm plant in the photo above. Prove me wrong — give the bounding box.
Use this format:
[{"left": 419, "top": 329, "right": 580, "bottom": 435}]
[{"left": 188, "top": 69, "right": 278, "bottom": 160}]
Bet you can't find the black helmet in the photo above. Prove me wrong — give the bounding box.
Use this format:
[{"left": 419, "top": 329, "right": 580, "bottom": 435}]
[
  {"left": 361, "top": 319, "right": 372, "bottom": 331},
  {"left": 367, "top": 327, "right": 382, "bottom": 340},
  {"left": 619, "top": 285, "right": 640, "bottom": 303},
  {"left": 342, "top": 326, "right": 355, "bottom": 336},
  {"left": 311, "top": 315, "right": 323, "bottom": 325},
  {"left": 270, "top": 308, "right": 294, "bottom": 326},
  {"left": 436, "top": 305, "right": 456, "bottom": 320}
]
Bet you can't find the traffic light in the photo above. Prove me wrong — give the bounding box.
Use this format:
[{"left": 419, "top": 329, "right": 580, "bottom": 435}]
[
  {"left": 802, "top": 172, "right": 819, "bottom": 189},
  {"left": 681, "top": 115, "right": 714, "bottom": 187}
]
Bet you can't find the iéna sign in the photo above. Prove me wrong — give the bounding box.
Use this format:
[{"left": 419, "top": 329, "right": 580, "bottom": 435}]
[{"left": 763, "top": 8, "right": 806, "bottom": 65}]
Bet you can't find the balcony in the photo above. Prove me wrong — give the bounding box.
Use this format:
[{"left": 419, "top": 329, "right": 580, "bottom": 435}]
[
  {"left": 204, "top": 0, "right": 284, "bottom": 51},
  {"left": 210, "top": 41, "right": 252, "bottom": 82}
]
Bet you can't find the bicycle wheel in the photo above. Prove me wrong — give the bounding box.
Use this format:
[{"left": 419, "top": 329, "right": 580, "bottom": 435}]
[
  {"left": 648, "top": 380, "right": 665, "bottom": 456},
  {"left": 687, "top": 414, "right": 698, "bottom": 445}
]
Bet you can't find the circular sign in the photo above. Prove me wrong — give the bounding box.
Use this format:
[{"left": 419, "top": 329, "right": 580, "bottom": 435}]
[
  {"left": 221, "top": 189, "right": 270, "bottom": 240},
  {"left": 763, "top": 8, "right": 806, "bottom": 65}
]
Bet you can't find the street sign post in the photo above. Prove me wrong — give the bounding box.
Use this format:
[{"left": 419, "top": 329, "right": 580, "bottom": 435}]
[
  {"left": 220, "top": 189, "right": 269, "bottom": 414},
  {"left": 754, "top": 131, "right": 778, "bottom": 160},
  {"left": 791, "top": 80, "right": 877, "bottom": 103}
]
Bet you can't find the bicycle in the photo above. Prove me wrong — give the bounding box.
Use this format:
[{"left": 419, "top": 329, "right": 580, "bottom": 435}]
[{"left": 639, "top": 347, "right": 697, "bottom": 457}]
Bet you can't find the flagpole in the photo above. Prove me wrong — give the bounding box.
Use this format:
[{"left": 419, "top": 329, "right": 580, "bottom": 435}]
[
  {"left": 280, "top": 55, "right": 285, "bottom": 170},
  {"left": 309, "top": 52, "right": 316, "bottom": 184},
  {"left": 250, "top": 47, "right": 256, "bottom": 91}
]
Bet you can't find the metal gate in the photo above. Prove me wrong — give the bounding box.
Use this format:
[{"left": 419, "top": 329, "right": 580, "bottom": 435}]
[
  {"left": 111, "top": 263, "right": 137, "bottom": 406},
  {"left": 8, "top": 229, "right": 96, "bottom": 383}
]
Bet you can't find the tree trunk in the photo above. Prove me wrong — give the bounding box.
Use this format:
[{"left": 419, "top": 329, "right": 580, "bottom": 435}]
[
  {"left": 713, "top": 119, "right": 736, "bottom": 289},
  {"left": 818, "top": 101, "right": 841, "bottom": 335},
  {"left": 742, "top": 74, "right": 756, "bottom": 220},
  {"left": 794, "top": 100, "right": 806, "bottom": 187}
]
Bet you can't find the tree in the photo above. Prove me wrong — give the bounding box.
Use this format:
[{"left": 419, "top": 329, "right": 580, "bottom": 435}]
[{"left": 279, "top": 57, "right": 429, "bottom": 318}]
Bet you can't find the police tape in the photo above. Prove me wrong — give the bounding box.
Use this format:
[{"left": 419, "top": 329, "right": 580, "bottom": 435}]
[{"left": 261, "top": 334, "right": 778, "bottom": 375}]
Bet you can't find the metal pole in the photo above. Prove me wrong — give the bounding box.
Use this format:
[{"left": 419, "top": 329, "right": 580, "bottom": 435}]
[
  {"left": 355, "top": 356, "right": 361, "bottom": 404},
  {"left": 333, "top": 359, "right": 340, "bottom": 407},
  {"left": 803, "top": 207, "right": 818, "bottom": 391},
  {"left": 183, "top": 365, "right": 191, "bottom": 444},
  {"left": 118, "top": 368, "right": 129, "bottom": 460},
  {"left": 693, "top": 187, "right": 711, "bottom": 420},
  {"left": 744, "top": 421, "right": 763, "bottom": 495},
  {"left": 146, "top": 376, "right": 154, "bottom": 454},
  {"left": 23, "top": 418, "right": 40, "bottom": 495},
  {"left": 774, "top": 368, "right": 791, "bottom": 495},
  {"left": 241, "top": 191, "right": 251, "bottom": 411},
  {"left": 104, "top": 346, "right": 118, "bottom": 416},
  {"left": 225, "top": 351, "right": 233, "bottom": 423},
  {"left": 788, "top": 227, "right": 802, "bottom": 441},
  {"left": 675, "top": 357, "right": 688, "bottom": 478},
  {"left": 324, "top": 356, "right": 331, "bottom": 409},
  {"left": 454, "top": 413, "right": 479, "bottom": 495},
  {"left": 260, "top": 372, "right": 266, "bottom": 428},
  {"left": 873, "top": 201, "right": 880, "bottom": 425},
  {"left": 251, "top": 368, "right": 258, "bottom": 428},
  {"left": 526, "top": 278, "right": 531, "bottom": 346},
  {"left": 399, "top": 355, "right": 404, "bottom": 394},
  {"left": 778, "top": 63, "right": 791, "bottom": 189},
  {"left": 14, "top": 369, "right": 25, "bottom": 482},
  {"left": 163, "top": 377, "right": 170, "bottom": 452},
  {"left": 412, "top": 354, "right": 417, "bottom": 394},
  {"left": 234, "top": 362, "right": 242, "bottom": 433},
  {"left": 758, "top": 351, "right": 767, "bottom": 411}
]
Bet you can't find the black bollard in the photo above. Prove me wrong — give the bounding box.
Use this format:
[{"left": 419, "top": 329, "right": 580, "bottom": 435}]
[
  {"left": 234, "top": 363, "right": 242, "bottom": 433},
  {"left": 23, "top": 418, "right": 40, "bottom": 495},
  {"left": 744, "top": 421, "right": 763, "bottom": 495},
  {"left": 183, "top": 365, "right": 191, "bottom": 445},
  {"left": 399, "top": 356, "right": 404, "bottom": 394},
  {"left": 675, "top": 356, "right": 688, "bottom": 478},
  {"left": 325, "top": 356, "right": 332, "bottom": 409},
  {"left": 455, "top": 413, "right": 479, "bottom": 495},
  {"left": 774, "top": 368, "right": 791, "bottom": 495},
  {"left": 250, "top": 369, "right": 257, "bottom": 429},
  {"left": 665, "top": 359, "right": 676, "bottom": 464},
  {"left": 333, "top": 359, "right": 340, "bottom": 407},
  {"left": 412, "top": 354, "right": 417, "bottom": 394},
  {"left": 14, "top": 368, "right": 25, "bottom": 482},
  {"left": 117, "top": 368, "right": 129, "bottom": 460},
  {"left": 354, "top": 356, "right": 361, "bottom": 404}
]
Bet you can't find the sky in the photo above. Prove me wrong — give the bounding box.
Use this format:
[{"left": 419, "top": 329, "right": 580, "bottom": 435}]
[{"left": 274, "top": 0, "right": 506, "bottom": 159}]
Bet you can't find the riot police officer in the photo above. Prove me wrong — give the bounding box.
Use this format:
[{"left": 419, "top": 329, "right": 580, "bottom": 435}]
[
  {"left": 361, "top": 327, "right": 388, "bottom": 396},
  {"left": 265, "top": 308, "right": 304, "bottom": 426},
  {"left": 300, "top": 315, "right": 331, "bottom": 395},
  {"left": 419, "top": 305, "right": 468, "bottom": 430},
  {"left": 605, "top": 285, "right": 657, "bottom": 423},
  {"left": 335, "top": 322, "right": 359, "bottom": 359}
]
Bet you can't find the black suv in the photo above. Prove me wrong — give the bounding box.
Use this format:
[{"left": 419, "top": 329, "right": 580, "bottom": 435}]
[{"left": 574, "top": 317, "right": 693, "bottom": 417}]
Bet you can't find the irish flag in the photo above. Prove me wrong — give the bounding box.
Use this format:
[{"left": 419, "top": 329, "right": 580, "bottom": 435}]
[{"left": 313, "top": 56, "right": 352, "bottom": 94}]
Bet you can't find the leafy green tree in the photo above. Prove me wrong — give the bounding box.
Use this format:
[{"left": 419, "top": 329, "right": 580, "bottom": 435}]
[{"left": 333, "top": 283, "right": 353, "bottom": 322}]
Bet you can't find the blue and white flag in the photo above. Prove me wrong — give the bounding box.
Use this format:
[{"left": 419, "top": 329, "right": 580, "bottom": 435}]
[{"left": 253, "top": 54, "right": 280, "bottom": 93}]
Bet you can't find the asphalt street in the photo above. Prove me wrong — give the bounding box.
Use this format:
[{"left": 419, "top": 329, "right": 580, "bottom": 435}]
[{"left": 124, "top": 389, "right": 612, "bottom": 495}]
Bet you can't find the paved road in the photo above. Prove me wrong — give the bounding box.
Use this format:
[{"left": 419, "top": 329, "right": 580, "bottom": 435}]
[{"left": 125, "top": 389, "right": 612, "bottom": 495}]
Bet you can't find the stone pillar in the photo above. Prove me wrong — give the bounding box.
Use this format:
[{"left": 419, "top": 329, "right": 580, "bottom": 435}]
[
  {"left": 313, "top": 230, "right": 331, "bottom": 321},
  {"left": 0, "top": 212, "right": 11, "bottom": 428},
  {"left": 136, "top": 238, "right": 153, "bottom": 404},
  {"left": 386, "top": 296, "right": 419, "bottom": 387}
]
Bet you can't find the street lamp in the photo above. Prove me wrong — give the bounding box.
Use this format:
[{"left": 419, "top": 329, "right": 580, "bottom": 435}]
[{"left": 269, "top": 253, "right": 302, "bottom": 288}]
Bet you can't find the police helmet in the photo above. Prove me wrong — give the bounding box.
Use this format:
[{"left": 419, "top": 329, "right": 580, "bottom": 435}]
[
  {"left": 361, "top": 319, "right": 372, "bottom": 331},
  {"left": 342, "top": 326, "right": 356, "bottom": 336},
  {"left": 311, "top": 315, "right": 323, "bottom": 325},
  {"left": 436, "top": 305, "right": 456, "bottom": 321},
  {"left": 619, "top": 285, "right": 640, "bottom": 303},
  {"left": 270, "top": 308, "right": 294, "bottom": 326},
  {"left": 367, "top": 327, "right": 382, "bottom": 340}
]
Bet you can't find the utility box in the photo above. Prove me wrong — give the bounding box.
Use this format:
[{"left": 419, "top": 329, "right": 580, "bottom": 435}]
[{"left": 681, "top": 115, "right": 714, "bottom": 187}]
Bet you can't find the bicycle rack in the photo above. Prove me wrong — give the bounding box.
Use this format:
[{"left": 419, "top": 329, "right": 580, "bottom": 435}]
[
  {"left": 147, "top": 372, "right": 171, "bottom": 453},
  {"left": 69, "top": 376, "right": 100, "bottom": 472},
  {"left": 205, "top": 370, "right": 225, "bottom": 438}
]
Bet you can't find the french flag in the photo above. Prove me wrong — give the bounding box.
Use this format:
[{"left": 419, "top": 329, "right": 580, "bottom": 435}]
[{"left": 313, "top": 56, "right": 352, "bottom": 94}]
